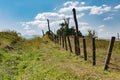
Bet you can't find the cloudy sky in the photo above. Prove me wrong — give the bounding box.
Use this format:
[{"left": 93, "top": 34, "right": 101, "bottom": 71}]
[{"left": 0, "top": 0, "right": 120, "bottom": 38}]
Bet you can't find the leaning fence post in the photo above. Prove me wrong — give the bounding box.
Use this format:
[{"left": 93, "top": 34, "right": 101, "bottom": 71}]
[
  {"left": 92, "top": 37, "right": 96, "bottom": 66},
  {"left": 42, "top": 30, "right": 45, "bottom": 37},
  {"left": 72, "top": 8, "right": 80, "bottom": 55},
  {"left": 83, "top": 38, "right": 87, "bottom": 61},
  {"left": 104, "top": 37, "right": 115, "bottom": 70},
  {"left": 67, "top": 36, "right": 73, "bottom": 53}
]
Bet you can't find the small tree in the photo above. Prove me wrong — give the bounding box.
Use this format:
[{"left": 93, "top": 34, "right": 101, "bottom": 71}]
[
  {"left": 57, "top": 25, "right": 83, "bottom": 37},
  {"left": 67, "top": 27, "right": 75, "bottom": 35},
  {"left": 86, "top": 29, "right": 97, "bottom": 38},
  {"left": 58, "top": 22, "right": 66, "bottom": 36}
]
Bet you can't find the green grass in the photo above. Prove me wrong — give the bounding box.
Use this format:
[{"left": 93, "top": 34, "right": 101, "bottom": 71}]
[{"left": 0, "top": 31, "right": 120, "bottom": 80}]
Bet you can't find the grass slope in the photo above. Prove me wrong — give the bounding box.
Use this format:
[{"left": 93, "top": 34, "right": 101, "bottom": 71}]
[{"left": 0, "top": 31, "right": 120, "bottom": 80}]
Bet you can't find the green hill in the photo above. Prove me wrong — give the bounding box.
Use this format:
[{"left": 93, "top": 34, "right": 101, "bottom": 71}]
[{"left": 0, "top": 31, "right": 120, "bottom": 80}]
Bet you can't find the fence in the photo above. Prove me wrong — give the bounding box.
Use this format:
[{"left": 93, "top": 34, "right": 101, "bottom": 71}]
[{"left": 43, "top": 8, "right": 120, "bottom": 71}]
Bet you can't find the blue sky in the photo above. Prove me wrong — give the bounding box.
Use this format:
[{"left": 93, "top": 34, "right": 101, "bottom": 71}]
[{"left": 0, "top": 0, "right": 120, "bottom": 38}]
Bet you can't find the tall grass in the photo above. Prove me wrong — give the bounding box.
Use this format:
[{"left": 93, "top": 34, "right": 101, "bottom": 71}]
[{"left": 0, "top": 31, "right": 120, "bottom": 80}]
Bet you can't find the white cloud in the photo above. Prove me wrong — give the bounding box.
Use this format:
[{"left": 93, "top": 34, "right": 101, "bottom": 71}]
[
  {"left": 114, "top": 4, "right": 120, "bottom": 9},
  {"left": 79, "top": 26, "right": 91, "bottom": 31},
  {"left": 77, "top": 13, "right": 85, "bottom": 18},
  {"left": 58, "top": 6, "right": 92, "bottom": 13},
  {"left": 21, "top": 1, "right": 113, "bottom": 37},
  {"left": 24, "top": 25, "right": 31, "bottom": 30},
  {"left": 98, "top": 25, "right": 105, "bottom": 28},
  {"left": 63, "top": 1, "right": 79, "bottom": 7},
  {"left": 103, "top": 16, "right": 113, "bottom": 21},
  {"left": 27, "top": 20, "right": 47, "bottom": 28},
  {"left": 76, "top": 6, "right": 92, "bottom": 11},
  {"left": 58, "top": 6, "right": 74, "bottom": 13},
  {"left": 26, "top": 30, "right": 35, "bottom": 34},
  {"left": 90, "top": 5, "right": 111, "bottom": 15},
  {"left": 80, "top": 2, "right": 85, "bottom": 5},
  {"left": 22, "top": 12, "right": 67, "bottom": 34},
  {"left": 78, "top": 22, "right": 91, "bottom": 35},
  {"left": 35, "top": 12, "right": 65, "bottom": 20},
  {"left": 79, "top": 22, "right": 89, "bottom": 26},
  {"left": 21, "top": 22, "right": 36, "bottom": 35},
  {"left": 59, "top": 2, "right": 111, "bottom": 15},
  {"left": 97, "top": 25, "right": 105, "bottom": 32}
]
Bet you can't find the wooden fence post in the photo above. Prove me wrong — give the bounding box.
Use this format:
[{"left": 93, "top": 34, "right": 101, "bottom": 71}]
[
  {"left": 67, "top": 36, "right": 73, "bottom": 53},
  {"left": 57, "top": 36, "right": 59, "bottom": 44},
  {"left": 64, "top": 18, "right": 72, "bottom": 52},
  {"left": 47, "top": 19, "right": 51, "bottom": 33},
  {"left": 92, "top": 37, "right": 96, "bottom": 66},
  {"left": 60, "top": 36, "right": 61, "bottom": 45},
  {"left": 64, "top": 36, "right": 68, "bottom": 50},
  {"left": 104, "top": 37, "right": 115, "bottom": 70},
  {"left": 62, "top": 36, "right": 64, "bottom": 48},
  {"left": 42, "top": 30, "right": 45, "bottom": 37},
  {"left": 72, "top": 8, "right": 80, "bottom": 55},
  {"left": 83, "top": 38, "right": 87, "bottom": 61},
  {"left": 74, "top": 35, "right": 77, "bottom": 54}
]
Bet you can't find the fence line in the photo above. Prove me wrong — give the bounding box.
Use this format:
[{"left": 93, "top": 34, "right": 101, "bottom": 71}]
[{"left": 45, "top": 8, "right": 118, "bottom": 71}]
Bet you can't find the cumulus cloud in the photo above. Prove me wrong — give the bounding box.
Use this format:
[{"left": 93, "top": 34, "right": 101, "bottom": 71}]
[
  {"left": 103, "top": 16, "right": 113, "bottom": 21},
  {"left": 58, "top": 5, "right": 91, "bottom": 13},
  {"left": 21, "top": 22, "right": 36, "bottom": 35},
  {"left": 90, "top": 5, "right": 111, "bottom": 15},
  {"left": 114, "top": 4, "right": 120, "bottom": 9},
  {"left": 35, "top": 12, "right": 65, "bottom": 20},
  {"left": 78, "top": 22, "right": 91, "bottom": 35},
  {"left": 58, "top": 6, "right": 74, "bottom": 13},
  {"left": 21, "top": 1, "right": 114, "bottom": 36},
  {"left": 59, "top": 2, "right": 111, "bottom": 15}
]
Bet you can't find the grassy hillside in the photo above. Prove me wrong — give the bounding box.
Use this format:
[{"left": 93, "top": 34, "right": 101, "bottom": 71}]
[{"left": 0, "top": 31, "right": 120, "bottom": 80}]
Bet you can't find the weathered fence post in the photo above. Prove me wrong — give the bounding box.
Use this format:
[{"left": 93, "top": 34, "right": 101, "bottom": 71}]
[
  {"left": 67, "top": 36, "right": 73, "bottom": 53},
  {"left": 62, "top": 36, "right": 64, "bottom": 48},
  {"left": 60, "top": 36, "right": 62, "bottom": 45},
  {"left": 42, "top": 30, "right": 45, "bottom": 37},
  {"left": 57, "top": 36, "right": 59, "bottom": 44},
  {"left": 66, "top": 18, "right": 72, "bottom": 53},
  {"left": 74, "top": 35, "right": 77, "bottom": 54},
  {"left": 72, "top": 8, "right": 80, "bottom": 55},
  {"left": 83, "top": 38, "right": 87, "bottom": 61},
  {"left": 92, "top": 37, "right": 96, "bottom": 66},
  {"left": 64, "top": 36, "right": 68, "bottom": 50},
  {"left": 47, "top": 19, "right": 51, "bottom": 33},
  {"left": 64, "top": 18, "right": 71, "bottom": 52},
  {"left": 104, "top": 37, "right": 115, "bottom": 70}
]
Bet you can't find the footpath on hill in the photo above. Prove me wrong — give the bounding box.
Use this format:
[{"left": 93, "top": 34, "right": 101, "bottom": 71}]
[{"left": 0, "top": 34, "right": 120, "bottom": 80}]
